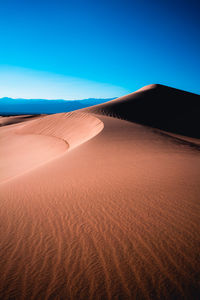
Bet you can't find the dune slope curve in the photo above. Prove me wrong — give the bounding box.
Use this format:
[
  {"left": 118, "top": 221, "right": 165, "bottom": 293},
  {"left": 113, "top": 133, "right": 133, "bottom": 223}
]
[{"left": 0, "top": 111, "right": 103, "bottom": 182}]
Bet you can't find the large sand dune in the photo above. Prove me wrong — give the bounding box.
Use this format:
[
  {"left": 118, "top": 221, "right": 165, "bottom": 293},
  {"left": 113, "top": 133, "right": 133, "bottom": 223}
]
[
  {"left": 0, "top": 85, "right": 200, "bottom": 299},
  {"left": 88, "top": 84, "right": 200, "bottom": 138}
]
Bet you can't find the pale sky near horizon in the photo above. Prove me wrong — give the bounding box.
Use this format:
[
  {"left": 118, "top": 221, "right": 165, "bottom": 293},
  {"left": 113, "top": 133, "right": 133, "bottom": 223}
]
[
  {"left": 0, "top": 0, "right": 199, "bottom": 98},
  {"left": 0, "top": 66, "right": 127, "bottom": 99}
]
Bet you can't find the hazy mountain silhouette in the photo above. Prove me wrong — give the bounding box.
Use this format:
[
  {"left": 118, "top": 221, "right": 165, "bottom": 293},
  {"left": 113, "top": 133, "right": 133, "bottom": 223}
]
[{"left": 0, "top": 97, "right": 115, "bottom": 115}]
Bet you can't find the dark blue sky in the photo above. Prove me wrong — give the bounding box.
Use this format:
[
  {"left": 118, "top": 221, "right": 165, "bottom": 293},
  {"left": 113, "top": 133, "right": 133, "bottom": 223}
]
[{"left": 0, "top": 0, "right": 199, "bottom": 98}]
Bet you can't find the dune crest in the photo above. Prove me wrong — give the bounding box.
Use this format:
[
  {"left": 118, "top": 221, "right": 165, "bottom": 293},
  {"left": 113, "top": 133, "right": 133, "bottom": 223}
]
[{"left": 135, "top": 83, "right": 159, "bottom": 92}]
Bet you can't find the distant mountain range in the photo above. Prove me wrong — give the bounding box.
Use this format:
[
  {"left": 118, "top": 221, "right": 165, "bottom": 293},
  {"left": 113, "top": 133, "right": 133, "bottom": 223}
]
[{"left": 0, "top": 97, "right": 116, "bottom": 115}]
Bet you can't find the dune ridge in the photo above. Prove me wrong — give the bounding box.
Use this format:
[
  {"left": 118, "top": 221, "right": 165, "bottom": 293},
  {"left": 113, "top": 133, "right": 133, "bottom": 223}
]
[
  {"left": 17, "top": 111, "right": 104, "bottom": 150},
  {"left": 0, "top": 85, "right": 200, "bottom": 300}
]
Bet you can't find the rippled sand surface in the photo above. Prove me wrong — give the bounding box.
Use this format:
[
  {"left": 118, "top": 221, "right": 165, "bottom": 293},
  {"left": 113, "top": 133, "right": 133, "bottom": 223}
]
[{"left": 0, "top": 86, "right": 200, "bottom": 300}]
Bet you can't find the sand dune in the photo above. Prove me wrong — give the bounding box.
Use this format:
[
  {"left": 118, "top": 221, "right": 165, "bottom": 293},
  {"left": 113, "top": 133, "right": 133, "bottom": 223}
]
[
  {"left": 0, "top": 112, "right": 103, "bottom": 183},
  {"left": 0, "top": 115, "right": 40, "bottom": 127},
  {"left": 0, "top": 85, "right": 200, "bottom": 300}
]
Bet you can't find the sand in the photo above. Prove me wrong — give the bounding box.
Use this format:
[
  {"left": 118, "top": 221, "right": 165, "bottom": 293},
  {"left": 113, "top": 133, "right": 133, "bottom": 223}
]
[{"left": 0, "top": 84, "right": 200, "bottom": 300}]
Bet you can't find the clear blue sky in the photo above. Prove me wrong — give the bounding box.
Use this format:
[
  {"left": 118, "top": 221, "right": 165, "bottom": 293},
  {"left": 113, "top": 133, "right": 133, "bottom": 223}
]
[{"left": 0, "top": 0, "right": 199, "bottom": 98}]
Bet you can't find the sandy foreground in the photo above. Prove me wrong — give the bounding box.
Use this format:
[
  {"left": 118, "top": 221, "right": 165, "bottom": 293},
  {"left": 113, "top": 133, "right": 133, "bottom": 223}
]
[{"left": 0, "top": 85, "right": 200, "bottom": 299}]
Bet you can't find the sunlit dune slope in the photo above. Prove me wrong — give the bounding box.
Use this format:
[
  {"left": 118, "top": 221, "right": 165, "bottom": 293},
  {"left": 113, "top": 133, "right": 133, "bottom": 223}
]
[
  {"left": 87, "top": 84, "right": 200, "bottom": 138},
  {"left": 0, "top": 111, "right": 103, "bottom": 182},
  {"left": 18, "top": 111, "right": 103, "bottom": 150}
]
